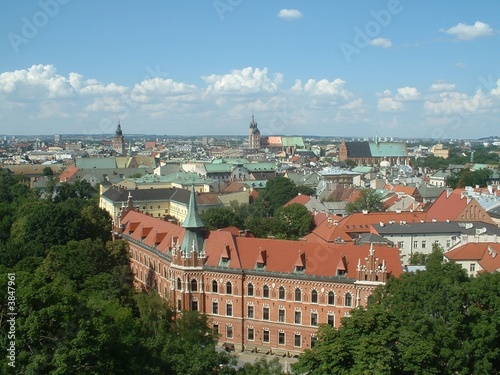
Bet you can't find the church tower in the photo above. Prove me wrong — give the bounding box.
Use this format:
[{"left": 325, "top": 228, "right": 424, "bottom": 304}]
[
  {"left": 112, "top": 121, "right": 126, "bottom": 155},
  {"left": 248, "top": 114, "right": 261, "bottom": 150}
]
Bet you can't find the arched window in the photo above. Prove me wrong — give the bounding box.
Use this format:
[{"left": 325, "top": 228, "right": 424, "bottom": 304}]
[
  {"left": 191, "top": 279, "right": 197, "bottom": 292},
  {"left": 345, "top": 292, "right": 352, "bottom": 307},
  {"left": 294, "top": 288, "right": 302, "bottom": 302},
  {"left": 176, "top": 277, "right": 182, "bottom": 291},
  {"left": 262, "top": 285, "right": 269, "bottom": 298},
  {"left": 279, "top": 286, "right": 285, "bottom": 300},
  {"left": 311, "top": 290, "right": 318, "bottom": 304},
  {"left": 212, "top": 280, "right": 218, "bottom": 293},
  {"left": 247, "top": 283, "right": 254, "bottom": 296},
  {"left": 226, "top": 281, "right": 232, "bottom": 295},
  {"left": 328, "top": 291, "right": 335, "bottom": 305}
]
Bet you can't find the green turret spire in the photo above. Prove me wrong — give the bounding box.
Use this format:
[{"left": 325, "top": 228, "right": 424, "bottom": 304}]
[{"left": 180, "top": 184, "right": 205, "bottom": 257}]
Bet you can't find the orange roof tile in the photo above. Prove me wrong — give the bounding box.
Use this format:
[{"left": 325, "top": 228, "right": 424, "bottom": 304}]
[
  {"left": 339, "top": 211, "right": 426, "bottom": 234},
  {"left": 121, "top": 210, "right": 403, "bottom": 279},
  {"left": 284, "top": 194, "right": 311, "bottom": 207},
  {"left": 445, "top": 243, "right": 500, "bottom": 273},
  {"left": 59, "top": 165, "right": 79, "bottom": 182}
]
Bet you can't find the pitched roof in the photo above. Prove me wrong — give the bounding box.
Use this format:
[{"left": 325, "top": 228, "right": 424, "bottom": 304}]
[
  {"left": 368, "top": 141, "right": 407, "bottom": 157},
  {"left": 345, "top": 142, "right": 372, "bottom": 157},
  {"left": 445, "top": 243, "right": 500, "bottom": 273},
  {"left": 284, "top": 194, "right": 311, "bottom": 207},
  {"left": 424, "top": 189, "right": 489, "bottom": 222},
  {"left": 59, "top": 165, "right": 79, "bottom": 182},
  {"left": 339, "top": 211, "right": 426, "bottom": 234}
]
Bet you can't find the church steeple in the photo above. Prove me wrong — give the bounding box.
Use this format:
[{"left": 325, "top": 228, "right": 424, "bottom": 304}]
[
  {"left": 248, "top": 113, "right": 261, "bottom": 150},
  {"left": 180, "top": 185, "right": 205, "bottom": 258},
  {"left": 112, "top": 120, "right": 126, "bottom": 155}
]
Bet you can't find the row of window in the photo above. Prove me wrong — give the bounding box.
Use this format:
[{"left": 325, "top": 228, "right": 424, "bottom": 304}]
[
  {"left": 216, "top": 325, "right": 319, "bottom": 348},
  {"left": 209, "top": 281, "right": 352, "bottom": 306},
  {"left": 212, "top": 302, "right": 338, "bottom": 325},
  {"left": 397, "top": 239, "right": 452, "bottom": 250}
]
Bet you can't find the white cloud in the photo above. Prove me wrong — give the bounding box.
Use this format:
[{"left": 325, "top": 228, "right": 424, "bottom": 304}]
[
  {"left": 424, "top": 89, "right": 491, "bottom": 116},
  {"left": 429, "top": 82, "right": 456, "bottom": 92},
  {"left": 442, "top": 21, "right": 493, "bottom": 40},
  {"left": 203, "top": 67, "right": 282, "bottom": 94},
  {"left": 277, "top": 9, "right": 303, "bottom": 20},
  {"left": 376, "top": 86, "right": 420, "bottom": 112},
  {"left": 370, "top": 38, "right": 392, "bottom": 48},
  {"left": 490, "top": 79, "right": 500, "bottom": 97},
  {"left": 378, "top": 97, "right": 404, "bottom": 112},
  {"left": 396, "top": 87, "right": 420, "bottom": 101},
  {"left": 0, "top": 64, "right": 75, "bottom": 98},
  {"left": 294, "top": 78, "right": 351, "bottom": 99}
]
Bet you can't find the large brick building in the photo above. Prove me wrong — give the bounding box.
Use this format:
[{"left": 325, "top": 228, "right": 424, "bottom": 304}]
[{"left": 115, "top": 187, "right": 402, "bottom": 355}]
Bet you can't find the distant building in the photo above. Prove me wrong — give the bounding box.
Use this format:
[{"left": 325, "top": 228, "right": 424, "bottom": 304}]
[
  {"left": 247, "top": 115, "right": 304, "bottom": 154},
  {"left": 429, "top": 143, "right": 449, "bottom": 159},
  {"left": 339, "top": 138, "right": 409, "bottom": 166},
  {"left": 112, "top": 122, "right": 126, "bottom": 156},
  {"left": 248, "top": 115, "right": 261, "bottom": 150}
]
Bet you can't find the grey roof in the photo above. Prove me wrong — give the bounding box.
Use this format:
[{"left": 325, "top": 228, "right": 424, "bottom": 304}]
[
  {"left": 101, "top": 187, "right": 178, "bottom": 203},
  {"left": 487, "top": 204, "right": 500, "bottom": 219},
  {"left": 75, "top": 158, "right": 117, "bottom": 169},
  {"left": 373, "top": 221, "right": 500, "bottom": 236},
  {"left": 345, "top": 142, "right": 372, "bottom": 157},
  {"left": 356, "top": 233, "right": 394, "bottom": 246},
  {"left": 417, "top": 185, "right": 446, "bottom": 199}
]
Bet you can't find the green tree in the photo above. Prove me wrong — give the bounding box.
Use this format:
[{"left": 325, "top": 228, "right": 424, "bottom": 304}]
[
  {"left": 201, "top": 206, "right": 243, "bottom": 229},
  {"left": 345, "top": 188, "right": 384, "bottom": 214},
  {"left": 446, "top": 168, "right": 493, "bottom": 189},
  {"left": 238, "top": 357, "right": 285, "bottom": 374},
  {"left": 43, "top": 166, "right": 54, "bottom": 176},
  {"left": 273, "top": 203, "right": 315, "bottom": 239},
  {"left": 262, "top": 177, "right": 298, "bottom": 214}
]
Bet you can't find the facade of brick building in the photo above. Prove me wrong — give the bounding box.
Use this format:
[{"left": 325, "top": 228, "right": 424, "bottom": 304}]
[{"left": 116, "top": 187, "right": 402, "bottom": 355}]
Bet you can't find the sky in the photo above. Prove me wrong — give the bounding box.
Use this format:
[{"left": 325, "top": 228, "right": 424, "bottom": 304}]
[{"left": 0, "top": 1, "right": 499, "bottom": 139}]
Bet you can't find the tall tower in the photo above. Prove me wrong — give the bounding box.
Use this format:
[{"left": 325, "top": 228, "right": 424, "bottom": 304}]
[
  {"left": 248, "top": 114, "right": 261, "bottom": 150},
  {"left": 180, "top": 185, "right": 205, "bottom": 258},
  {"left": 112, "top": 121, "right": 126, "bottom": 155}
]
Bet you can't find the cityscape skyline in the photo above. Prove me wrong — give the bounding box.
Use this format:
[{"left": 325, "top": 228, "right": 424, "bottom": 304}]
[{"left": 1, "top": 1, "right": 499, "bottom": 138}]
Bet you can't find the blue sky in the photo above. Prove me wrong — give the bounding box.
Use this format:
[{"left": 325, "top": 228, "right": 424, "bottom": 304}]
[{"left": 1, "top": 1, "right": 499, "bottom": 139}]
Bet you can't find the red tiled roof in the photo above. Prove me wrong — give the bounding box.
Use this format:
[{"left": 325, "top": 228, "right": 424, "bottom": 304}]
[
  {"left": 312, "top": 211, "right": 328, "bottom": 226},
  {"left": 284, "top": 194, "right": 311, "bottom": 207},
  {"left": 233, "top": 237, "right": 401, "bottom": 278},
  {"left": 339, "top": 211, "right": 426, "bottom": 233},
  {"left": 59, "top": 165, "right": 79, "bottom": 182},
  {"left": 121, "top": 210, "right": 403, "bottom": 279},
  {"left": 222, "top": 181, "right": 247, "bottom": 193},
  {"left": 424, "top": 189, "right": 469, "bottom": 222},
  {"left": 445, "top": 242, "right": 500, "bottom": 273}
]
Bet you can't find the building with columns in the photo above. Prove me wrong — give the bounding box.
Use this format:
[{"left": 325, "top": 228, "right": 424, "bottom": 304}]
[{"left": 115, "top": 187, "right": 402, "bottom": 355}]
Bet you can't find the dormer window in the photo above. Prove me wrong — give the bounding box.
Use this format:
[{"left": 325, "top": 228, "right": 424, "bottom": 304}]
[
  {"left": 336, "top": 256, "right": 347, "bottom": 277},
  {"left": 255, "top": 249, "right": 267, "bottom": 270},
  {"left": 295, "top": 265, "right": 305, "bottom": 273},
  {"left": 294, "top": 251, "right": 306, "bottom": 273},
  {"left": 219, "top": 244, "right": 231, "bottom": 268}
]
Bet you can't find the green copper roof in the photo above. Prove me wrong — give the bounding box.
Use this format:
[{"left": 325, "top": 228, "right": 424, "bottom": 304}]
[
  {"left": 182, "top": 185, "right": 205, "bottom": 229},
  {"left": 180, "top": 185, "right": 205, "bottom": 257},
  {"left": 368, "top": 142, "right": 407, "bottom": 157},
  {"left": 281, "top": 137, "right": 305, "bottom": 147}
]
